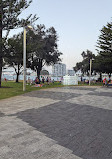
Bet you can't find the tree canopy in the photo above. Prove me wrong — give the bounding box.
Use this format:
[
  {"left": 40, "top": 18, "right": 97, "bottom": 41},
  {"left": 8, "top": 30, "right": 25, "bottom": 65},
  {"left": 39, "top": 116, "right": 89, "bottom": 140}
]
[
  {"left": 0, "top": 0, "right": 37, "bottom": 87},
  {"left": 5, "top": 33, "right": 24, "bottom": 82},
  {"left": 73, "top": 50, "right": 95, "bottom": 76},
  {"left": 96, "top": 22, "right": 112, "bottom": 75},
  {"left": 73, "top": 21, "right": 112, "bottom": 80},
  {"left": 4, "top": 24, "right": 62, "bottom": 82},
  {"left": 26, "top": 25, "right": 62, "bottom": 79}
]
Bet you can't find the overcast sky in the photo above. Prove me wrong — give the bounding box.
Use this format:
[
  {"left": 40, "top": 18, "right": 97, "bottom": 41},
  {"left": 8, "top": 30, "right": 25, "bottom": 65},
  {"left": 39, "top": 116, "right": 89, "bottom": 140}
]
[{"left": 9, "top": 0, "right": 112, "bottom": 70}]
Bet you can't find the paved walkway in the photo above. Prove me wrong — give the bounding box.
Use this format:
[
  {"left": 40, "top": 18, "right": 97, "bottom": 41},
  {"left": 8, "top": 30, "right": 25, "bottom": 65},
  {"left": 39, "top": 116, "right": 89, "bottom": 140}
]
[{"left": 0, "top": 86, "right": 112, "bottom": 159}]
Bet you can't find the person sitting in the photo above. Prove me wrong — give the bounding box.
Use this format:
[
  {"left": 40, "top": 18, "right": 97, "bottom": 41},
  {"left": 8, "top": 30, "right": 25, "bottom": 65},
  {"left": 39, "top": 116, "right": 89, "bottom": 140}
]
[{"left": 35, "top": 77, "right": 40, "bottom": 84}]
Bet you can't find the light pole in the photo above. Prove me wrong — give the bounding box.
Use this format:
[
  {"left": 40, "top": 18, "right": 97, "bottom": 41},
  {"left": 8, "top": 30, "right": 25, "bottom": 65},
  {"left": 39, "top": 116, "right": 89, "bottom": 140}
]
[
  {"left": 89, "top": 59, "right": 92, "bottom": 86},
  {"left": 23, "top": 25, "right": 34, "bottom": 91},
  {"left": 23, "top": 25, "right": 37, "bottom": 91},
  {"left": 23, "top": 27, "right": 26, "bottom": 91}
]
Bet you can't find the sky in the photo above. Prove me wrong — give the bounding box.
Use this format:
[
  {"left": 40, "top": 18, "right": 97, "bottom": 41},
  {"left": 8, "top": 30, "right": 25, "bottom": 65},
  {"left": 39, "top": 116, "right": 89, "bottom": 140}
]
[{"left": 9, "top": 0, "right": 112, "bottom": 70}]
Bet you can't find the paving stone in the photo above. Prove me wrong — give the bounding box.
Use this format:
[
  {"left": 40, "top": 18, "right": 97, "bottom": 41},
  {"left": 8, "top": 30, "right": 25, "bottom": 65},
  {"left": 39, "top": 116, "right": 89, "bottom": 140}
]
[
  {"left": 89, "top": 91, "right": 112, "bottom": 97},
  {"left": 41, "top": 87, "right": 93, "bottom": 95},
  {"left": 23, "top": 90, "right": 81, "bottom": 100},
  {"left": 67, "top": 94, "right": 112, "bottom": 110},
  {"left": 0, "top": 86, "right": 112, "bottom": 159},
  {"left": 62, "top": 86, "right": 97, "bottom": 91},
  {"left": 15, "top": 98, "right": 112, "bottom": 158},
  {"left": 0, "top": 111, "right": 5, "bottom": 117},
  {"left": 0, "top": 97, "right": 60, "bottom": 115}
]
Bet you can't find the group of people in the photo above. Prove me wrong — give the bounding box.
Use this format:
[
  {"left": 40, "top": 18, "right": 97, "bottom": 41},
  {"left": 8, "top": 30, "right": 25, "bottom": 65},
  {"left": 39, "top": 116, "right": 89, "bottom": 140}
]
[
  {"left": 26, "top": 76, "right": 54, "bottom": 87},
  {"left": 34, "top": 76, "right": 51, "bottom": 84},
  {"left": 103, "top": 77, "right": 111, "bottom": 86}
]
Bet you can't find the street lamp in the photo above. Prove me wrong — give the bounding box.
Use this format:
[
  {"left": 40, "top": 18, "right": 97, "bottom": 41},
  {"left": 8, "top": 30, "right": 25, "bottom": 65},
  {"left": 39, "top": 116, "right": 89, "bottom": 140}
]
[
  {"left": 89, "top": 58, "right": 94, "bottom": 86},
  {"left": 23, "top": 25, "right": 34, "bottom": 91}
]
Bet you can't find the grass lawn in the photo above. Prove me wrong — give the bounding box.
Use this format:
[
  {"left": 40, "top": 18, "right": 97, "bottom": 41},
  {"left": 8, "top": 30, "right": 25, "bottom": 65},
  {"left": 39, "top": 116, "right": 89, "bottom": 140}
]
[{"left": 0, "top": 81, "right": 63, "bottom": 100}]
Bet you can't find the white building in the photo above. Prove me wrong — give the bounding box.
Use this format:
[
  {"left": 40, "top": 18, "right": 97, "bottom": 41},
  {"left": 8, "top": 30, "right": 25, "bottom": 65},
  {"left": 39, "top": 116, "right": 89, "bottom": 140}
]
[
  {"left": 52, "top": 63, "right": 66, "bottom": 77},
  {"left": 67, "top": 70, "right": 75, "bottom": 76}
]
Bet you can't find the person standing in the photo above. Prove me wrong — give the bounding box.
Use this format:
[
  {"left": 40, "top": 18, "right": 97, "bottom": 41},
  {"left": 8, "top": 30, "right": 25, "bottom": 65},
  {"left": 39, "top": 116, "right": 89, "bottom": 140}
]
[
  {"left": 103, "top": 78, "right": 106, "bottom": 86},
  {"left": 46, "top": 77, "right": 49, "bottom": 84},
  {"left": 105, "top": 78, "right": 108, "bottom": 86},
  {"left": 42, "top": 77, "right": 45, "bottom": 84}
]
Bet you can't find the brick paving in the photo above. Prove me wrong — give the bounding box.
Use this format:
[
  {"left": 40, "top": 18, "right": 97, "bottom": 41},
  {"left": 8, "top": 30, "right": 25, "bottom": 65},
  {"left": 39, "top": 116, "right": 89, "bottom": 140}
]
[{"left": 0, "top": 86, "right": 112, "bottom": 159}]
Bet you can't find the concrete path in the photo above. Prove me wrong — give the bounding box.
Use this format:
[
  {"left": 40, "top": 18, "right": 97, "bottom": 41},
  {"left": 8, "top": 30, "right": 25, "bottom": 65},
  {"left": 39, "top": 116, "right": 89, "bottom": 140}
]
[{"left": 0, "top": 86, "right": 112, "bottom": 159}]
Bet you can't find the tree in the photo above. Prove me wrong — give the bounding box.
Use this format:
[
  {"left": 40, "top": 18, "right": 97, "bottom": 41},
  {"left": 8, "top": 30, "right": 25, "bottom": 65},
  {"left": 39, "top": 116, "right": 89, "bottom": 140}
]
[
  {"left": 96, "top": 22, "right": 112, "bottom": 76},
  {"left": 73, "top": 50, "right": 95, "bottom": 75},
  {"left": 5, "top": 33, "right": 23, "bottom": 82},
  {"left": 0, "top": 0, "right": 37, "bottom": 87},
  {"left": 93, "top": 55, "right": 104, "bottom": 81},
  {"left": 27, "top": 25, "right": 62, "bottom": 79}
]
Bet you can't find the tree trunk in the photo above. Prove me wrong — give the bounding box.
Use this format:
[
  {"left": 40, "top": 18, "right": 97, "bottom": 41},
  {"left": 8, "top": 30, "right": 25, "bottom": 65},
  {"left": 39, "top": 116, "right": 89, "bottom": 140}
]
[
  {"left": 99, "top": 72, "right": 102, "bottom": 82},
  {"left": 0, "top": 2, "right": 2, "bottom": 87},
  {"left": 37, "top": 68, "right": 41, "bottom": 80},
  {"left": 37, "top": 59, "right": 42, "bottom": 80},
  {"left": 16, "top": 73, "right": 19, "bottom": 83},
  {"left": 16, "top": 65, "right": 20, "bottom": 82}
]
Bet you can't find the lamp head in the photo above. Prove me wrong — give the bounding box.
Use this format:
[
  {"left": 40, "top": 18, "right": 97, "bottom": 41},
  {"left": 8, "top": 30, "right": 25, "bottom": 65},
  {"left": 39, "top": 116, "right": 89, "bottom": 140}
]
[
  {"left": 25, "top": 25, "right": 33, "bottom": 31},
  {"left": 27, "top": 25, "right": 33, "bottom": 30},
  {"left": 24, "top": 25, "right": 38, "bottom": 35}
]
